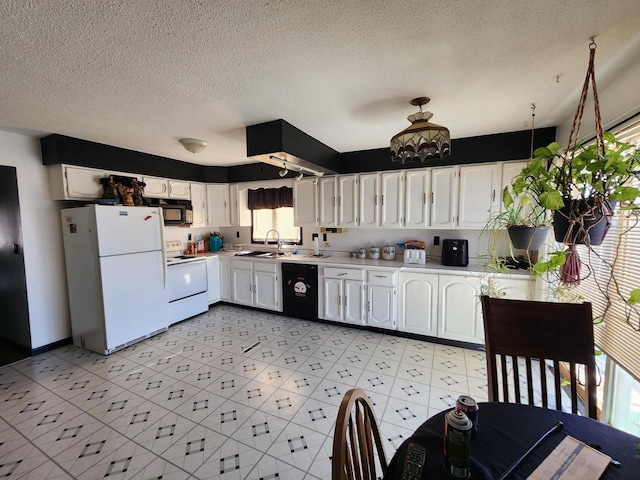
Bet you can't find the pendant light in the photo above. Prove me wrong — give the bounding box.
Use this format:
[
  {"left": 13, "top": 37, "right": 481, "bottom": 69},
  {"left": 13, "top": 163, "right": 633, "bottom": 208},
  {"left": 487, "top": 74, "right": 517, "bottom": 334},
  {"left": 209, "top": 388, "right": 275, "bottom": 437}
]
[{"left": 390, "top": 97, "right": 450, "bottom": 163}]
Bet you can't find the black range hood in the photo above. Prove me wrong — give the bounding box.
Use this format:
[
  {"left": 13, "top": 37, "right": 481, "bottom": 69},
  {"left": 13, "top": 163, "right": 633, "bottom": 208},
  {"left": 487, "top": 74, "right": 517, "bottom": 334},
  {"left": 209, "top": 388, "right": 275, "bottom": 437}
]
[{"left": 246, "top": 119, "right": 340, "bottom": 175}]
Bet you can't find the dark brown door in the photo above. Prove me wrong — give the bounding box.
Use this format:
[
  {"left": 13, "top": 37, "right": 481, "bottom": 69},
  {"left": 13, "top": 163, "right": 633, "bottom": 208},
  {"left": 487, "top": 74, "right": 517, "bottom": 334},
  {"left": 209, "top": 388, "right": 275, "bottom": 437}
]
[{"left": 0, "top": 165, "right": 31, "bottom": 348}]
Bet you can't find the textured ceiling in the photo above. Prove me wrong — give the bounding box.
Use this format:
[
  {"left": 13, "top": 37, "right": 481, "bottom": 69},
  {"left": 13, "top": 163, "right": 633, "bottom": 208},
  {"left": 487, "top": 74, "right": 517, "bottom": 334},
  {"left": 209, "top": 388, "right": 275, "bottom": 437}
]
[{"left": 2, "top": 1, "right": 640, "bottom": 167}]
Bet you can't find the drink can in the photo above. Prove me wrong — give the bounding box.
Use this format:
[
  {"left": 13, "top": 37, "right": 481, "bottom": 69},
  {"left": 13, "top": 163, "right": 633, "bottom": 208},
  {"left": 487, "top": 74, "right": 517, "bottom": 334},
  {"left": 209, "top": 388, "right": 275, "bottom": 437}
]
[
  {"left": 456, "top": 395, "right": 479, "bottom": 436},
  {"left": 443, "top": 409, "right": 472, "bottom": 479}
]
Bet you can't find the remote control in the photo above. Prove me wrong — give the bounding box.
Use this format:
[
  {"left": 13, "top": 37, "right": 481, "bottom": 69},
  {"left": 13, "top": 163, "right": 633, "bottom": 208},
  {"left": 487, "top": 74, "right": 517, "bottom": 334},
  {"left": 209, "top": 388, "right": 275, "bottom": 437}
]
[{"left": 400, "top": 442, "right": 427, "bottom": 480}]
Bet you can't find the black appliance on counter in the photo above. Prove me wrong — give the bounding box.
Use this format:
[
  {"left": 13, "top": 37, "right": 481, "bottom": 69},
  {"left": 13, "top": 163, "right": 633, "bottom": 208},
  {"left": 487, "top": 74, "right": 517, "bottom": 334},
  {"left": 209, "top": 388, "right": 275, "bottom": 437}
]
[
  {"left": 441, "top": 239, "right": 469, "bottom": 266},
  {"left": 282, "top": 263, "right": 318, "bottom": 320}
]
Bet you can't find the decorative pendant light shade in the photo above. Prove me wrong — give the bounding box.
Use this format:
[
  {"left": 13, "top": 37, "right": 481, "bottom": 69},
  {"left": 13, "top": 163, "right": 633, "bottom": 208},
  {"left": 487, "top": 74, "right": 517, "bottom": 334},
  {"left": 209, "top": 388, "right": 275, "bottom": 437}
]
[{"left": 390, "top": 97, "right": 450, "bottom": 163}]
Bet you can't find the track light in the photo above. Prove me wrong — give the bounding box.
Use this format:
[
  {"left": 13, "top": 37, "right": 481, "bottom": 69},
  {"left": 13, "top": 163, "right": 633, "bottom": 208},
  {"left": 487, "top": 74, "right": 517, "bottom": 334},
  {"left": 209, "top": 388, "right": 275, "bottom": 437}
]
[
  {"left": 269, "top": 156, "right": 325, "bottom": 177},
  {"left": 295, "top": 172, "right": 304, "bottom": 181}
]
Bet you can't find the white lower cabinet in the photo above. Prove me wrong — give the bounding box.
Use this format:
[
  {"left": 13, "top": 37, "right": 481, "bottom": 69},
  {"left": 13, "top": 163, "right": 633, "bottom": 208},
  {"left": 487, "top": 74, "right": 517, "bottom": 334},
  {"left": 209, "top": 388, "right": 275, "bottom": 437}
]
[
  {"left": 366, "top": 270, "right": 396, "bottom": 329},
  {"left": 206, "top": 256, "right": 221, "bottom": 304},
  {"left": 438, "top": 274, "right": 484, "bottom": 344},
  {"left": 320, "top": 267, "right": 365, "bottom": 325},
  {"left": 219, "top": 257, "right": 232, "bottom": 301},
  {"left": 230, "top": 259, "right": 281, "bottom": 311},
  {"left": 397, "top": 271, "right": 438, "bottom": 336}
]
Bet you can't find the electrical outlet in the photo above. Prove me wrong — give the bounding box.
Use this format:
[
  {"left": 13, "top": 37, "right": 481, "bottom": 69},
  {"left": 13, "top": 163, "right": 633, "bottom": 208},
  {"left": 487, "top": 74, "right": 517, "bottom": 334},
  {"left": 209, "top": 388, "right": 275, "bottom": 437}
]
[
  {"left": 236, "top": 231, "right": 240, "bottom": 238},
  {"left": 434, "top": 235, "right": 440, "bottom": 246}
]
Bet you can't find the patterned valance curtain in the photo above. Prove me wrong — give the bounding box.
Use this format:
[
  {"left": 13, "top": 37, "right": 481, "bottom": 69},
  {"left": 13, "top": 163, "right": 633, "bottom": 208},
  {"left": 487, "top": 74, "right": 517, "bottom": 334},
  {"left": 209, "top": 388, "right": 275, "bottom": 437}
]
[{"left": 247, "top": 187, "right": 293, "bottom": 210}]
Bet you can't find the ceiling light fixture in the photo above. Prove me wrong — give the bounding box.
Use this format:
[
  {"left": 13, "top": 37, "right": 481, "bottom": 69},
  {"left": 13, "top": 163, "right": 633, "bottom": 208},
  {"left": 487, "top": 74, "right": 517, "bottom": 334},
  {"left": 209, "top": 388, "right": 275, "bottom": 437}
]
[
  {"left": 279, "top": 166, "right": 289, "bottom": 177},
  {"left": 390, "top": 96, "right": 450, "bottom": 163},
  {"left": 179, "top": 138, "right": 208, "bottom": 154},
  {"left": 295, "top": 172, "right": 304, "bottom": 181},
  {"left": 269, "top": 156, "right": 325, "bottom": 178}
]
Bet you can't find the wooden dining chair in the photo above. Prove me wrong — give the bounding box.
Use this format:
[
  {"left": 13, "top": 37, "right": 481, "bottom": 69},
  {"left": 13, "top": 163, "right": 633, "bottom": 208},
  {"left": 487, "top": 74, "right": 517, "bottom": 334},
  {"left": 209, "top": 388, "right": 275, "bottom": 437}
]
[
  {"left": 480, "top": 296, "right": 598, "bottom": 419},
  {"left": 332, "top": 388, "right": 388, "bottom": 480}
]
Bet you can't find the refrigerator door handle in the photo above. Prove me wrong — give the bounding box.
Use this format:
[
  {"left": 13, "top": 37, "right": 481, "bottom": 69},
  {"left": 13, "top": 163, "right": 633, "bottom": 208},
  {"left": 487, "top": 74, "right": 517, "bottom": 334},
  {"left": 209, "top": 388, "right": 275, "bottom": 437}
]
[{"left": 158, "top": 207, "right": 168, "bottom": 289}]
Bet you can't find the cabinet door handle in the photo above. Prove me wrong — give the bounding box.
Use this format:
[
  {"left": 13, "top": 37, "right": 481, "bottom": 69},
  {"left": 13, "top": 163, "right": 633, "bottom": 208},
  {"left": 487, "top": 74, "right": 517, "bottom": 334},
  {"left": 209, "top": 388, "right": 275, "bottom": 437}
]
[
  {"left": 492, "top": 189, "right": 496, "bottom": 201},
  {"left": 381, "top": 194, "right": 384, "bottom": 205},
  {"left": 163, "top": 183, "right": 167, "bottom": 193},
  {"left": 374, "top": 275, "right": 385, "bottom": 278},
  {"left": 431, "top": 192, "right": 434, "bottom": 204},
  {"left": 374, "top": 195, "right": 377, "bottom": 205},
  {"left": 423, "top": 192, "right": 426, "bottom": 204},
  {"left": 344, "top": 295, "right": 347, "bottom": 307},
  {"left": 338, "top": 295, "right": 341, "bottom": 306},
  {"left": 367, "top": 300, "right": 370, "bottom": 312},
  {"left": 337, "top": 272, "right": 347, "bottom": 276},
  {"left": 338, "top": 196, "right": 342, "bottom": 207},
  {"left": 333, "top": 196, "right": 336, "bottom": 206}
]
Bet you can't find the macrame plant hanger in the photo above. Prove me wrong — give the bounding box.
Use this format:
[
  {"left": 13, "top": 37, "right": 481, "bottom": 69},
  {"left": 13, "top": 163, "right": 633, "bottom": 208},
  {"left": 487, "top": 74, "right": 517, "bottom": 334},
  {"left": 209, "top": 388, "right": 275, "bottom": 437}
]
[{"left": 560, "top": 38, "right": 606, "bottom": 286}]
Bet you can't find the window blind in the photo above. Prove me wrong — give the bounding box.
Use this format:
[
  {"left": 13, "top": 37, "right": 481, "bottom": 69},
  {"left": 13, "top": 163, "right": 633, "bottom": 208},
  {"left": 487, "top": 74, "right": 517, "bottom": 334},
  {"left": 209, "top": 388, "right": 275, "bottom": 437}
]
[{"left": 572, "top": 119, "right": 640, "bottom": 382}]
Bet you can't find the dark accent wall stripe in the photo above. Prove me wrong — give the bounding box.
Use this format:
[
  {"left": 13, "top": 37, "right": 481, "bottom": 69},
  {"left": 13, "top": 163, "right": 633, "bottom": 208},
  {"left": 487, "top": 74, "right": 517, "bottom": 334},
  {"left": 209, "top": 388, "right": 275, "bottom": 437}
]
[{"left": 41, "top": 126, "right": 556, "bottom": 183}]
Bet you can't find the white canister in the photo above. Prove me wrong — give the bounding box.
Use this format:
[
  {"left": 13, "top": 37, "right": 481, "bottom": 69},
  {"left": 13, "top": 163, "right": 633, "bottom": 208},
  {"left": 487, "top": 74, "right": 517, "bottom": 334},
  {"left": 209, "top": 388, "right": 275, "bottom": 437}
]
[
  {"left": 382, "top": 244, "right": 396, "bottom": 260},
  {"left": 368, "top": 246, "right": 380, "bottom": 260},
  {"left": 357, "top": 248, "right": 367, "bottom": 259}
]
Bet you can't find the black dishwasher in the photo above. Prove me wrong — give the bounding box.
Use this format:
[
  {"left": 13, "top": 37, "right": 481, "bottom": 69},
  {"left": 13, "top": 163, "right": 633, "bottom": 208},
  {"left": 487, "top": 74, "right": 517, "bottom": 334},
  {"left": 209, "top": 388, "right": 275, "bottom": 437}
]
[{"left": 282, "top": 263, "right": 318, "bottom": 320}]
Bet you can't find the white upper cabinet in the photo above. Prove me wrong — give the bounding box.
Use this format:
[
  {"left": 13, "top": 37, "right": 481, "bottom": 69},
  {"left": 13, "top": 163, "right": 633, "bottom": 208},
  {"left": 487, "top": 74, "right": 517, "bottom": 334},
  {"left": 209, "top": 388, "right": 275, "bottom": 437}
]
[
  {"left": 190, "top": 182, "right": 207, "bottom": 227},
  {"left": 293, "top": 178, "right": 318, "bottom": 226},
  {"left": 430, "top": 166, "right": 459, "bottom": 228},
  {"left": 458, "top": 163, "right": 501, "bottom": 228},
  {"left": 500, "top": 160, "right": 528, "bottom": 212},
  {"left": 319, "top": 177, "right": 337, "bottom": 226},
  {"left": 168, "top": 180, "right": 190, "bottom": 200},
  {"left": 337, "top": 175, "right": 358, "bottom": 227},
  {"left": 404, "top": 169, "right": 430, "bottom": 228},
  {"left": 207, "top": 183, "right": 231, "bottom": 227},
  {"left": 359, "top": 173, "right": 379, "bottom": 228},
  {"left": 143, "top": 176, "right": 190, "bottom": 200},
  {"left": 229, "top": 183, "right": 252, "bottom": 227},
  {"left": 142, "top": 176, "right": 168, "bottom": 198},
  {"left": 380, "top": 171, "right": 404, "bottom": 228},
  {"left": 49, "top": 165, "right": 106, "bottom": 200}
]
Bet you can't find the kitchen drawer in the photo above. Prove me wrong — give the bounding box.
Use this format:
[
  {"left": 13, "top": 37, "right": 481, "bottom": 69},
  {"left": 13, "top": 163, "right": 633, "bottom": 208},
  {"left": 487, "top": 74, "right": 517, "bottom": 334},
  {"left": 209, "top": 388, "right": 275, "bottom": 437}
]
[
  {"left": 367, "top": 270, "right": 396, "bottom": 286},
  {"left": 254, "top": 261, "right": 279, "bottom": 273},
  {"left": 323, "top": 267, "right": 364, "bottom": 281}
]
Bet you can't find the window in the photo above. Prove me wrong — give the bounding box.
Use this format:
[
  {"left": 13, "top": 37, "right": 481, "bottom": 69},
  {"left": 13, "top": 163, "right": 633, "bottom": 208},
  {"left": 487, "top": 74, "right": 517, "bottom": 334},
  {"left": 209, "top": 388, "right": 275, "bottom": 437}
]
[
  {"left": 251, "top": 207, "right": 301, "bottom": 244},
  {"left": 570, "top": 118, "right": 640, "bottom": 429}
]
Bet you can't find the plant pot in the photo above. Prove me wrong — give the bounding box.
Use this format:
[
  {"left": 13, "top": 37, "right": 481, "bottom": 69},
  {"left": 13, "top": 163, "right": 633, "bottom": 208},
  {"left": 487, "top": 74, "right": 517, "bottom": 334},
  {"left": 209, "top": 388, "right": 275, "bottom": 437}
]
[
  {"left": 507, "top": 225, "right": 548, "bottom": 250},
  {"left": 552, "top": 197, "right": 615, "bottom": 245}
]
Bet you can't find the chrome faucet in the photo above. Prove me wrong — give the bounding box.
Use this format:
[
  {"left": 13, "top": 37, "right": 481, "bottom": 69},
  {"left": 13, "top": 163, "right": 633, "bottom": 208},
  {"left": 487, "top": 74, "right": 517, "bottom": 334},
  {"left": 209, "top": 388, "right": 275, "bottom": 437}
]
[{"left": 264, "top": 229, "right": 282, "bottom": 254}]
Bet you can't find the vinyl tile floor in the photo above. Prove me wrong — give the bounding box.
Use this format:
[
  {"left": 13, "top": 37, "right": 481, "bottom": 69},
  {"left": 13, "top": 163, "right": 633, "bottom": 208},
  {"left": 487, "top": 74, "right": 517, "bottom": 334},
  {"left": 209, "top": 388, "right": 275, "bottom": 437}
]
[{"left": 0, "top": 305, "right": 489, "bottom": 479}]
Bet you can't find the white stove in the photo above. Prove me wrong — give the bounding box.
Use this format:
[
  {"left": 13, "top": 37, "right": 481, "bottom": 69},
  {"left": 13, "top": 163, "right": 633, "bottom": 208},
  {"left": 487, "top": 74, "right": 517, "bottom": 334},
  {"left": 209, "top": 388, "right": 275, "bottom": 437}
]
[
  {"left": 165, "top": 240, "right": 206, "bottom": 265},
  {"left": 164, "top": 241, "right": 208, "bottom": 323}
]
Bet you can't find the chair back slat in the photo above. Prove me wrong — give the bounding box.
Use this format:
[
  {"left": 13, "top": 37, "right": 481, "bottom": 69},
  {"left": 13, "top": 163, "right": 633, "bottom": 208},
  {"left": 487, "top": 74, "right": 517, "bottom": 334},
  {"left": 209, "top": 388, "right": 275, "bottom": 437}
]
[
  {"left": 525, "top": 357, "right": 534, "bottom": 404},
  {"left": 539, "top": 358, "right": 549, "bottom": 409},
  {"left": 569, "top": 361, "right": 578, "bottom": 414},
  {"left": 332, "top": 389, "right": 388, "bottom": 480},
  {"left": 481, "top": 296, "right": 598, "bottom": 419},
  {"left": 513, "top": 355, "right": 521, "bottom": 402}
]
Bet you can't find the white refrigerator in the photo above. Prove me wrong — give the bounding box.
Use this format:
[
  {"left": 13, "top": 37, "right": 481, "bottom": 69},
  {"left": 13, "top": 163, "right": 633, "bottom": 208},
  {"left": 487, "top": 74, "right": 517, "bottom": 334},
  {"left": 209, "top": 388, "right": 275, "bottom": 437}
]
[{"left": 60, "top": 205, "right": 168, "bottom": 354}]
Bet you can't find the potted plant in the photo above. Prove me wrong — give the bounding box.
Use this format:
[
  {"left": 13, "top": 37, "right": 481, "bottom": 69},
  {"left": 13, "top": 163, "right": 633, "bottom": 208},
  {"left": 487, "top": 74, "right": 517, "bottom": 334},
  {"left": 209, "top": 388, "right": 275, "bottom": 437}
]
[{"left": 523, "top": 135, "right": 640, "bottom": 245}]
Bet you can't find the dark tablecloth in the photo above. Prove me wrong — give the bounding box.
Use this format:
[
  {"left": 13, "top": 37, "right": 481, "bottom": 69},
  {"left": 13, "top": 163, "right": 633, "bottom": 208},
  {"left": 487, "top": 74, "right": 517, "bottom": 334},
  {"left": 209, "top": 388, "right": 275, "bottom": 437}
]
[{"left": 384, "top": 402, "right": 639, "bottom": 480}]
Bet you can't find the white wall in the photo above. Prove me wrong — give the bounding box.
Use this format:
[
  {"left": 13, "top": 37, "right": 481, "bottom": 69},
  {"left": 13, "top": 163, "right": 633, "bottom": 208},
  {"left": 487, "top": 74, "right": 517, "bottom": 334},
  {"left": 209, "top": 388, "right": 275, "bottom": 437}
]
[
  {"left": 0, "top": 131, "right": 71, "bottom": 349},
  {"left": 557, "top": 49, "right": 640, "bottom": 142},
  {"left": 218, "top": 224, "right": 491, "bottom": 263}
]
